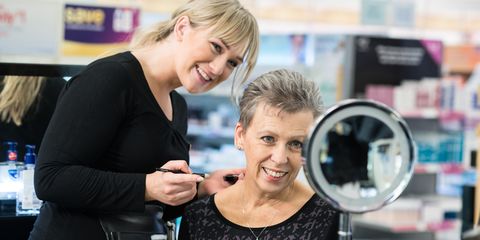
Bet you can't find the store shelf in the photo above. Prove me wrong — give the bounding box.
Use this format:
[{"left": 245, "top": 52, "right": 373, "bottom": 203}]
[
  {"left": 415, "top": 163, "right": 464, "bottom": 174},
  {"left": 400, "top": 109, "right": 440, "bottom": 119},
  {"left": 353, "top": 218, "right": 460, "bottom": 240},
  {"left": 352, "top": 195, "right": 462, "bottom": 240},
  {"left": 187, "top": 124, "right": 234, "bottom": 139}
]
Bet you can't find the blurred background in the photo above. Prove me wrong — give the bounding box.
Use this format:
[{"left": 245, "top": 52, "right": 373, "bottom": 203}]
[{"left": 1, "top": 0, "right": 480, "bottom": 239}]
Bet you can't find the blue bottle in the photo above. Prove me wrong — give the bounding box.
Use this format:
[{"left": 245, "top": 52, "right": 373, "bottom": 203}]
[
  {"left": 6, "top": 141, "right": 19, "bottom": 179},
  {"left": 0, "top": 141, "right": 20, "bottom": 200}
]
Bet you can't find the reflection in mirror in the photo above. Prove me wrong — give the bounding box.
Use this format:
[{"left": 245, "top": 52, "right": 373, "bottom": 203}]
[
  {"left": 0, "top": 63, "right": 84, "bottom": 159},
  {"left": 303, "top": 99, "right": 416, "bottom": 240},
  {"left": 0, "top": 75, "right": 66, "bottom": 158},
  {"left": 319, "top": 116, "right": 399, "bottom": 200}
]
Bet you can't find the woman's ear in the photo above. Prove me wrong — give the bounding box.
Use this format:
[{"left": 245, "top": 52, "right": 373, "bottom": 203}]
[
  {"left": 234, "top": 122, "right": 244, "bottom": 150},
  {"left": 174, "top": 15, "right": 190, "bottom": 41}
]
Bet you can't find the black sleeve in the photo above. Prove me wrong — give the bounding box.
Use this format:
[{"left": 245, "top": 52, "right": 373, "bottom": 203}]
[{"left": 34, "top": 61, "right": 145, "bottom": 213}]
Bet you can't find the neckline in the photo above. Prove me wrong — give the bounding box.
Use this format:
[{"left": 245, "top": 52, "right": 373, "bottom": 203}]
[
  {"left": 211, "top": 193, "right": 317, "bottom": 231},
  {"left": 125, "top": 51, "right": 176, "bottom": 124}
]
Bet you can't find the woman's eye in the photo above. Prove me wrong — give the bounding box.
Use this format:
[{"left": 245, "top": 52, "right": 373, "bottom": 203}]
[
  {"left": 228, "top": 60, "right": 238, "bottom": 68},
  {"left": 211, "top": 42, "right": 222, "bottom": 53},
  {"left": 261, "top": 136, "right": 274, "bottom": 144},
  {"left": 289, "top": 141, "right": 303, "bottom": 150}
]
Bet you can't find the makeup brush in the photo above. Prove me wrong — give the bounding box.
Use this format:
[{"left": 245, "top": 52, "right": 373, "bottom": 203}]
[{"left": 156, "top": 168, "right": 210, "bottom": 178}]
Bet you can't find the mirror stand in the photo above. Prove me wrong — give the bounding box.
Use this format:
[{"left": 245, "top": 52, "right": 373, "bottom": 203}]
[{"left": 338, "top": 212, "right": 352, "bottom": 240}]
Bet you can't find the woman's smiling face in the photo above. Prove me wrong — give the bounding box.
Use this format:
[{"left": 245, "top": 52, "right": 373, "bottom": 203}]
[
  {"left": 174, "top": 16, "right": 245, "bottom": 93},
  {"left": 235, "top": 102, "right": 315, "bottom": 194}
]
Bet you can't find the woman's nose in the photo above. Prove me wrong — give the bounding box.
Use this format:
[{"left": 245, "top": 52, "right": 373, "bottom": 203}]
[
  {"left": 270, "top": 145, "right": 288, "bottom": 164},
  {"left": 209, "top": 56, "right": 226, "bottom": 76}
]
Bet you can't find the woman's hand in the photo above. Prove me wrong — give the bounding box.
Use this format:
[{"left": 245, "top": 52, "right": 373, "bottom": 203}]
[
  {"left": 197, "top": 168, "right": 245, "bottom": 198},
  {"left": 145, "top": 160, "right": 203, "bottom": 206}
]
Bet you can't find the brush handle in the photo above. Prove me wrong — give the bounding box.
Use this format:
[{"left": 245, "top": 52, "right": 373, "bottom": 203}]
[{"left": 156, "top": 168, "right": 208, "bottom": 178}]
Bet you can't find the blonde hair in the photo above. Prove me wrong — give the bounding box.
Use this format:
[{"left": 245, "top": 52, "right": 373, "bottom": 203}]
[
  {"left": 129, "top": 0, "right": 259, "bottom": 89},
  {"left": 238, "top": 69, "right": 324, "bottom": 129},
  {"left": 0, "top": 76, "right": 47, "bottom": 126}
]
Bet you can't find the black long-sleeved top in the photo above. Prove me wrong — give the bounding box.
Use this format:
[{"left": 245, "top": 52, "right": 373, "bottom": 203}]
[
  {"left": 178, "top": 194, "right": 339, "bottom": 240},
  {"left": 30, "top": 52, "right": 191, "bottom": 240}
]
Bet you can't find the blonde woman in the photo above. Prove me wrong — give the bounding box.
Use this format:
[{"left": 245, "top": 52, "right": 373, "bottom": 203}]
[
  {"left": 30, "top": 0, "right": 259, "bottom": 239},
  {"left": 0, "top": 76, "right": 65, "bottom": 158},
  {"left": 179, "top": 69, "right": 339, "bottom": 239}
]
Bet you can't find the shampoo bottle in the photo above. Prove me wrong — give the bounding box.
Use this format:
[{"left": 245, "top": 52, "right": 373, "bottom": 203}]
[{"left": 16, "top": 145, "right": 41, "bottom": 215}]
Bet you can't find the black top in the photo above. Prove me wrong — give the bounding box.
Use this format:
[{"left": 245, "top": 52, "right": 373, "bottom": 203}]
[
  {"left": 179, "top": 193, "right": 339, "bottom": 240},
  {"left": 0, "top": 77, "right": 65, "bottom": 159},
  {"left": 30, "top": 52, "right": 191, "bottom": 240}
]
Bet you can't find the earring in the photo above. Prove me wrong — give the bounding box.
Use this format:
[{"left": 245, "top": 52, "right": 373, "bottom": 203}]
[{"left": 237, "top": 145, "right": 243, "bottom": 151}]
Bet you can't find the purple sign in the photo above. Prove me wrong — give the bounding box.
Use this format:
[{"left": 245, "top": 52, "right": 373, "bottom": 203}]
[{"left": 64, "top": 4, "right": 140, "bottom": 44}]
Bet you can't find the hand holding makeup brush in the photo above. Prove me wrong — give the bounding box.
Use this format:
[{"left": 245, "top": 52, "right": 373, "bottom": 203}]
[{"left": 145, "top": 160, "right": 201, "bottom": 206}]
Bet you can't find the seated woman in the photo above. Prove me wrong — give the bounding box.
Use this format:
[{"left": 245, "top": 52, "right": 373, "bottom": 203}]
[{"left": 179, "top": 69, "right": 339, "bottom": 239}]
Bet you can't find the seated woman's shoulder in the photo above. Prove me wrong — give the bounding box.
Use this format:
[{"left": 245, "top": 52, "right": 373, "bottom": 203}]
[{"left": 184, "top": 195, "right": 212, "bottom": 215}]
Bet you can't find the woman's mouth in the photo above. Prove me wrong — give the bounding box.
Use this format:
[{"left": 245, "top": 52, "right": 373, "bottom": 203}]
[
  {"left": 196, "top": 65, "right": 212, "bottom": 82},
  {"left": 263, "top": 167, "right": 287, "bottom": 178}
]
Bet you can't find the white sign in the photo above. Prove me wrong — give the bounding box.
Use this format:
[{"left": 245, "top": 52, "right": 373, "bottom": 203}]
[{"left": 0, "top": 1, "right": 61, "bottom": 56}]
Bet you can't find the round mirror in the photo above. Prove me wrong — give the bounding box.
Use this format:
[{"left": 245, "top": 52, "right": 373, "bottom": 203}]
[{"left": 303, "top": 99, "right": 416, "bottom": 214}]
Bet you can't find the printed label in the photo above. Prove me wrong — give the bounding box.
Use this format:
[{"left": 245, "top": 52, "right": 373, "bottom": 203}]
[
  {"left": 8, "top": 168, "right": 18, "bottom": 180},
  {"left": 7, "top": 151, "right": 17, "bottom": 161}
]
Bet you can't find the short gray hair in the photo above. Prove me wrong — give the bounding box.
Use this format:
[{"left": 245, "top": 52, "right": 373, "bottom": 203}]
[{"left": 238, "top": 69, "right": 323, "bottom": 128}]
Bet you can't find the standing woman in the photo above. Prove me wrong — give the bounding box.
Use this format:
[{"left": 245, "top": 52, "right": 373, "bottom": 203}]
[{"left": 30, "top": 0, "right": 259, "bottom": 239}]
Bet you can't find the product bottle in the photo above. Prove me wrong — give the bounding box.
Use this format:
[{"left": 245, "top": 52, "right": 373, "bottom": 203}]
[
  {"left": 0, "top": 141, "right": 21, "bottom": 200},
  {"left": 16, "top": 145, "right": 41, "bottom": 215}
]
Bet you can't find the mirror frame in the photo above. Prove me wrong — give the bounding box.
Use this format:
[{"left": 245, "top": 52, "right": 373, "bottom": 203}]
[
  {"left": 0, "top": 62, "right": 84, "bottom": 77},
  {"left": 303, "top": 99, "right": 417, "bottom": 213}
]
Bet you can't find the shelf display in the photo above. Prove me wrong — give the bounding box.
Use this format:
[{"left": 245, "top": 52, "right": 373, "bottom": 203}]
[{"left": 345, "top": 35, "right": 443, "bottom": 99}]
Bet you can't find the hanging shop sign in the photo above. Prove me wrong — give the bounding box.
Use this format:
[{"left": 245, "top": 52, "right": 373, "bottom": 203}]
[
  {"left": 348, "top": 35, "right": 442, "bottom": 97},
  {"left": 62, "top": 4, "right": 140, "bottom": 57},
  {"left": 0, "top": 1, "right": 60, "bottom": 56}
]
